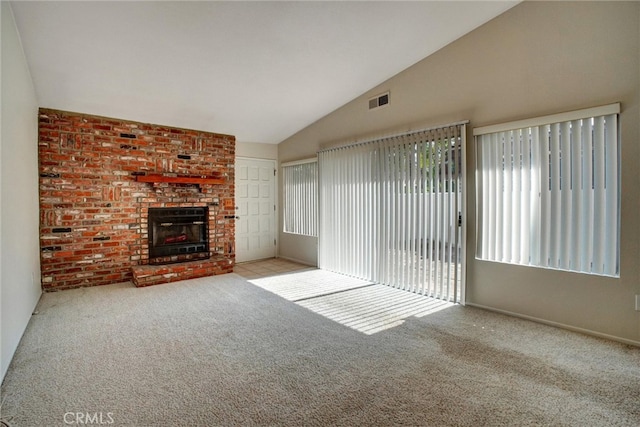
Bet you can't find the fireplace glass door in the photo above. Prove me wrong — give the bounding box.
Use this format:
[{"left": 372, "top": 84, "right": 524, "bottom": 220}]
[{"left": 148, "top": 207, "right": 209, "bottom": 261}]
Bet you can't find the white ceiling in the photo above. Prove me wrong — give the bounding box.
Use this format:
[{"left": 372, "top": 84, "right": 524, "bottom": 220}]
[{"left": 11, "top": 1, "right": 517, "bottom": 144}]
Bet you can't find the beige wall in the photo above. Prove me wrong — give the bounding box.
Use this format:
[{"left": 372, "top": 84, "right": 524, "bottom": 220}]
[
  {"left": 278, "top": 1, "right": 640, "bottom": 343},
  {"left": 236, "top": 141, "right": 278, "bottom": 160},
  {"left": 1, "top": 2, "right": 42, "bottom": 380}
]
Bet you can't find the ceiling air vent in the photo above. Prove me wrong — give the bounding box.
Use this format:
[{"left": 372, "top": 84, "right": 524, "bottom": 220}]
[{"left": 369, "top": 91, "right": 389, "bottom": 110}]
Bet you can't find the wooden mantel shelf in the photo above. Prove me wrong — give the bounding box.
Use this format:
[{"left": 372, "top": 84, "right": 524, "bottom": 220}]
[{"left": 135, "top": 174, "right": 224, "bottom": 186}]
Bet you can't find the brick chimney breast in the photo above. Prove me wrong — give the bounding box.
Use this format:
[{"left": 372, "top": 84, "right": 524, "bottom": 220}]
[{"left": 38, "top": 108, "right": 236, "bottom": 290}]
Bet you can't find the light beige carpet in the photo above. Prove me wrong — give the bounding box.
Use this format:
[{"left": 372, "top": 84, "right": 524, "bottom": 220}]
[{"left": 1, "top": 272, "right": 639, "bottom": 426}]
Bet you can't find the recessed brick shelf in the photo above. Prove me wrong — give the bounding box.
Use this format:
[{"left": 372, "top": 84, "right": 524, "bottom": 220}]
[{"left": 38, "top": 108, "right": 236, "bottom": 291}]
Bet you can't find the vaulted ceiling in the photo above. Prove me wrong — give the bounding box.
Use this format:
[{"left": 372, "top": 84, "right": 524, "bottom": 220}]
[{"left": 10, "top": 1, "right": 517, "bottom": 144}]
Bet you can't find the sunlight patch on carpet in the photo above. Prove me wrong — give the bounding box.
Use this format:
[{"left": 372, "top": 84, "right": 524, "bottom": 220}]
[
  {"left": 249, "top": 270, "right": 454, "bottom": 334},
  {"left": 248, "top": 270, "right": 371, "bottom": 301}
]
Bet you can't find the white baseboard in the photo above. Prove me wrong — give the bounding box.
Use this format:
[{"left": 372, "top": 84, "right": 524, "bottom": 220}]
[{"left": 465, "top": 302, "right": 640, "bottom": 347}]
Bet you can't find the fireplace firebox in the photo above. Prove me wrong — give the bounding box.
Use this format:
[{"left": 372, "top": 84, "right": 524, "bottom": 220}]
[{"left": 148, "top": 207, "right": 209, "bottom": 264}]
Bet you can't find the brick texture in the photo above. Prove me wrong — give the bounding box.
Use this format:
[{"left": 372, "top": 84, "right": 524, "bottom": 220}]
[
  {"left": 131, "top": 259, "right": 232, "bottom": 287},
  {"left": 38, "top": 108, "right": 236, "bottom": 291}
]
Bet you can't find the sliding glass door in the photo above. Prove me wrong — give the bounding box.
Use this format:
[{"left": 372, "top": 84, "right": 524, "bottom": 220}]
[{"left": 318, "top": 123, "right": 466, "bottom": 303}]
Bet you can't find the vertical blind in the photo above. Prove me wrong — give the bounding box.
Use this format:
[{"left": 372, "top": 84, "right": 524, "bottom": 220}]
[
  {"left": 319, "top": 123, "right": 466, "bottom": 303},
  {"left": 282, "top": 159, "right": 318, "bottom": 237},
  {"left": 474, "top": 104, "right": 620, "bottom": 277}
]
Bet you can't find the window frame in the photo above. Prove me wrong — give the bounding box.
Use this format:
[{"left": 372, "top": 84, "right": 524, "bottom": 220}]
[
  {"left": 281, "top": 158, "right": 318, "bottom": 237},
  {"left": 473, "top": 103, "right": 620, "bottom": 277}
]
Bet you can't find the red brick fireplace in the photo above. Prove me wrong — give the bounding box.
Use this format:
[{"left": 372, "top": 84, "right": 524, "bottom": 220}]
[{"left": 38, "top": 108, "right": 236, "bottom": 290}]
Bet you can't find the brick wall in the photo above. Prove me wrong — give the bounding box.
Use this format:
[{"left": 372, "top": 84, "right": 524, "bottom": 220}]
[{"left": 38, "top": 108, "right": 235, "bottom": 291}]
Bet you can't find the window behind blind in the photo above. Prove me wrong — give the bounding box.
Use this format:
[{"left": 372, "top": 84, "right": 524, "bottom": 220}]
[
  {"left": 282, "top": 159, "right": 318, "bottom": 237},
  {"left": 474, "top": 104, "right": 620, "bottom": 277}
]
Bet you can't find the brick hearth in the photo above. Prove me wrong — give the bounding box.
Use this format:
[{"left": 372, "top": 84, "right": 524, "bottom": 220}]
[
  {"left": 38, "top": 108, "right": 235, "bottom": 290},
  {"left": 131, "top": 259, "right": 232, "bottom": 287}
]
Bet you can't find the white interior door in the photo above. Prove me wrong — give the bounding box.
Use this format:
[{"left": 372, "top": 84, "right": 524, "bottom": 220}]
[{"left": 235, "top": 158, "right": 276, "bottom": 263}]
